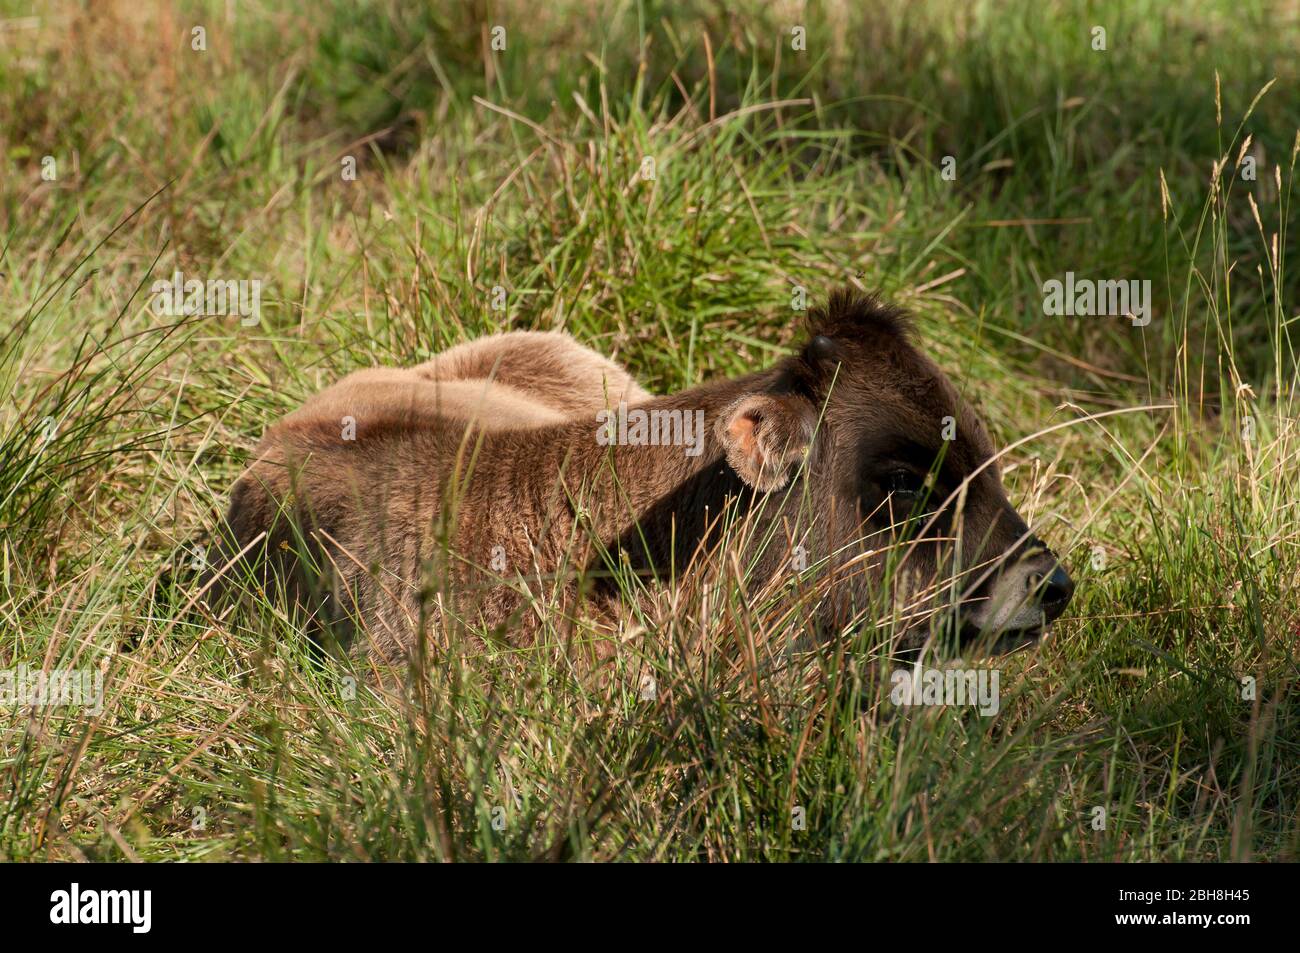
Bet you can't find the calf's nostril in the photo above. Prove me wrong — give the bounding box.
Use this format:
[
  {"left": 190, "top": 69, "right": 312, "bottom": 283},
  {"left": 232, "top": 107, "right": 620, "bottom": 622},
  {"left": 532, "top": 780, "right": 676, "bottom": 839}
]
[{"left": 1030, "top": 565, "right": 1075, "bottom": 620}]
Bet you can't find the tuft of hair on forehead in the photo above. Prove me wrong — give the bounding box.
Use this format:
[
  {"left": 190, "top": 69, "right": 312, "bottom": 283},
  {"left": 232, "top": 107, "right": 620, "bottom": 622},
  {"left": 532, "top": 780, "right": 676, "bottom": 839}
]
[
  {"left": 775, "top": 288, "right": 916, "bottom": 399},
  {"left": 805, "top": 287, "right": 913, "bottom": 346}
]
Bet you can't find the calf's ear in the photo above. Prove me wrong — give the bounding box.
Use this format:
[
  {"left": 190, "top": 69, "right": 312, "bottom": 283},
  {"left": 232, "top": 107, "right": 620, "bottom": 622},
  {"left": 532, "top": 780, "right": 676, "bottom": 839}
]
[{"left": 716, "top": 394, "right": 816, "bottom": 492}]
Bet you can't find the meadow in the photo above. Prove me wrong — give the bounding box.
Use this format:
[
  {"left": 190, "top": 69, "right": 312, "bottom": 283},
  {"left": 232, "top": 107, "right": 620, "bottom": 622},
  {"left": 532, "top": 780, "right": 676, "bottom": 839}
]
[{"left": 0, "top": 0, "right": 1297, "bottom": 861}]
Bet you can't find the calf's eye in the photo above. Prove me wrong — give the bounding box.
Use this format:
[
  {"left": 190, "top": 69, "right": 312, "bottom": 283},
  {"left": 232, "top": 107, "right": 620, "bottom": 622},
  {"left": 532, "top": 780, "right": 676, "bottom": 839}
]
[{"left": 884, "top": 468, "right": 927, "bottom": 498}]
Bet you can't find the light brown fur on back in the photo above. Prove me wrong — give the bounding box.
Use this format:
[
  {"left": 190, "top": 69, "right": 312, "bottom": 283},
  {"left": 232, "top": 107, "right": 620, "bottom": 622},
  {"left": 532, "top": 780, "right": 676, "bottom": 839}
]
[
  {"left": 412, "top": 330, "right": 651, "bottom": 414},
  {"left": 212, "top": 329, "right": 652, "bottom": 660},
  {"left": 285, "top": 330, "right": 650, "bottom": 434}
]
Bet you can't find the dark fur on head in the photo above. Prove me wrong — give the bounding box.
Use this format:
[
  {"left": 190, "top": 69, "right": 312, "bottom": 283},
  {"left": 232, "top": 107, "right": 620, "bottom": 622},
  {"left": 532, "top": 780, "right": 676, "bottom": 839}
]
[
  {"left": 807, "top": 287, "right": 913, "bottom": 344},
  {"left": 780, "top": 288, "right": 913, "bottom": 400}
]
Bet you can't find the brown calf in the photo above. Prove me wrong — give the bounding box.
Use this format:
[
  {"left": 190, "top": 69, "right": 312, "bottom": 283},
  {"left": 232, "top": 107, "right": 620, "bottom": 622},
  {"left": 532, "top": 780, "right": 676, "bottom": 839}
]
[{"left": 212, "top": 290, "right": 1073, "bottom": 663}]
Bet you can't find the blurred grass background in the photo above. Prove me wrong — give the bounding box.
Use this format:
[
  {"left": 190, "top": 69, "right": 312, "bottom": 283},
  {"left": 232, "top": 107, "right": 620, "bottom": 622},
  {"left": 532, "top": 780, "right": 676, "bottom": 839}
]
[{"left": 0, "top": 0, "right": 1297, "bottom": 860}]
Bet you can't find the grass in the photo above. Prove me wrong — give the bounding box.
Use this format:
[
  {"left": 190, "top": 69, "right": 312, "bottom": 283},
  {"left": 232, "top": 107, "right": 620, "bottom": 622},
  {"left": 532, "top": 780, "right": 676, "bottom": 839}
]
[{"left": 0, "top": 0, "right": 1297, "bottom": 861}]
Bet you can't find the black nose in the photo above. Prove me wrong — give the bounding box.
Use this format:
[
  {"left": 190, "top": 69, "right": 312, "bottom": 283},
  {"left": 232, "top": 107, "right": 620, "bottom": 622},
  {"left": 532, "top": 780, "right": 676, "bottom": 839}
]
[
  {"left": 1024, "top": 561, "right": 1076, "bottom": 621},
  {"left": 1028, "top": 565, "right": 1075, "bottom": 621}
]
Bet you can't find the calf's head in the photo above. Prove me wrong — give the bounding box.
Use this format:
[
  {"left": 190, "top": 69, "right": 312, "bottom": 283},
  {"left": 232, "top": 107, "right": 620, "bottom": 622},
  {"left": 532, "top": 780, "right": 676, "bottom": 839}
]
[{"left": 716, "top": 289, "right": 1074, "bottom": 653}]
